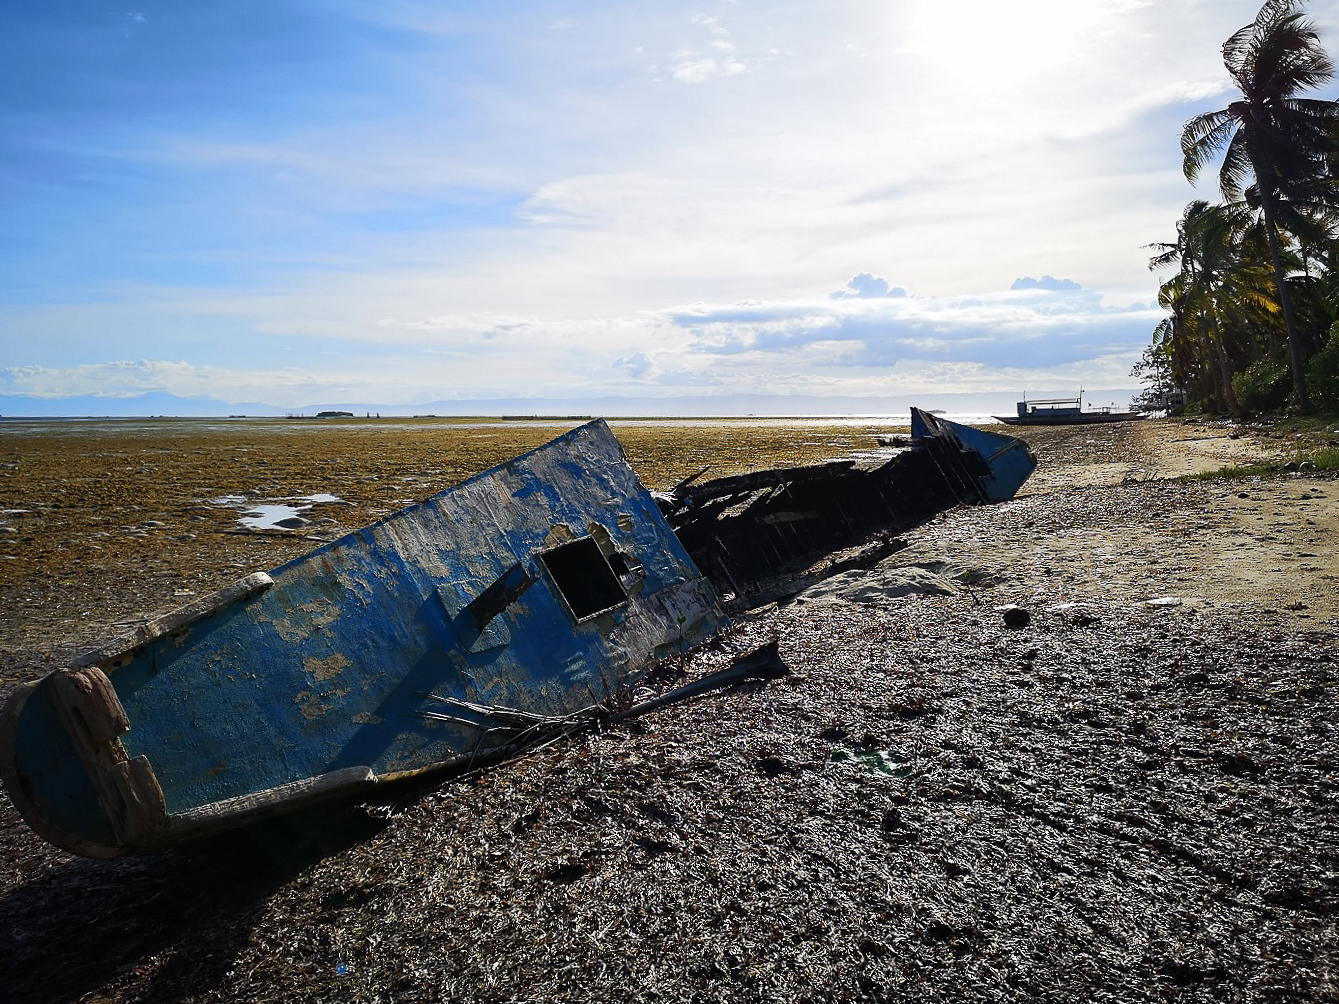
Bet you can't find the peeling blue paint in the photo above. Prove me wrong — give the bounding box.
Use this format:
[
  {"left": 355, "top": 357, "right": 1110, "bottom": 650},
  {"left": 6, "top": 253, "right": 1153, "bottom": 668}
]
[{"left": 0, "top": 421, "right": 724, "bottom": 856}]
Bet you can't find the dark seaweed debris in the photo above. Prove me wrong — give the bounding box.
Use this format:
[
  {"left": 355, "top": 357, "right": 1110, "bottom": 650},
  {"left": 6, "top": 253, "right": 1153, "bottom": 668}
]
[{"left": 2, "top": 584, "right": 1337, "bottom": 1004}]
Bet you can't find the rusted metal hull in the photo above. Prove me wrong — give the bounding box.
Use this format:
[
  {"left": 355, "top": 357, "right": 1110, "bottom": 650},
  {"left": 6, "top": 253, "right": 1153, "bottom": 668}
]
[{"left": 1, "top": 420, "right": 724, "bottom": 857}]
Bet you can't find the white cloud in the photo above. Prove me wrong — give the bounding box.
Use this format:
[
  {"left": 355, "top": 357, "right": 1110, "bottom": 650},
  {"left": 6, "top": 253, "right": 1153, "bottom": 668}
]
[
  {"left": 669, "top": 11, "right": 747, "bottom": 82},
  {"left": 1151, "top": 79, "right": 1235, "bottom": 105},
  {"left": 1011, "top": 276, "right": 1082, "bottom": 292},
  {"left": 0, "top": 360, "right": 324, "bottom": 400},
  {"left": 672, "top": 58, "right": 721, "bottom": 84},
  {"left": 70, "top": 2, "right": 1258, "bottom": 313},
  {"left": 613, "top": 351, "right": 656, "bottom": 378},
  {"left": 831, "top": 273, "right": 907, "bottom": 299},
  {"left": 1, "top": 275, "right": 1161, "bottom": 407},
  {"left": 662, "top": 284, "right": 1159, "bottom": 370}
]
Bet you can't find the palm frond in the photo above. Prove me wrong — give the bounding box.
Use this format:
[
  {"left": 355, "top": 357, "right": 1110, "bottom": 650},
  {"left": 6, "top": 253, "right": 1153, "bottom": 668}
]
[
  {"left": 1181, "top": 109, "right": 1238, "bottom": 182},
  {"left": 1219, "top": 127, "right": 1257, "bottom": 198},
  {"left": 1252, "top": 15, "right": 1334, "bottom": 96}
]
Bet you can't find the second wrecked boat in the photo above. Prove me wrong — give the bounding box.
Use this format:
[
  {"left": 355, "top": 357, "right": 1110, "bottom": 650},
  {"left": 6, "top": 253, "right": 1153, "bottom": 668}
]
[
  {"left": 664, "top": 408, "right": 1037, "bottom": 609},
  {"left": 0, "top": 411, "right": 1036, "bottom": 857}
]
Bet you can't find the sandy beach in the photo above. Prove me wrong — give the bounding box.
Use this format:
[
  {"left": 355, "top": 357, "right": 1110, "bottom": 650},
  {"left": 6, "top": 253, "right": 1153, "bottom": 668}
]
[{"left": 1, "top": 416, "right": 1337, "bottom": 1002}]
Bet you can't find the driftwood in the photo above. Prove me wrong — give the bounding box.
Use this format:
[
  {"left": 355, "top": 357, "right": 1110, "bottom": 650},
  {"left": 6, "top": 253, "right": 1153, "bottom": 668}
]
[{"left": 608, "top": 641, "right": 787, "bottom": 723}]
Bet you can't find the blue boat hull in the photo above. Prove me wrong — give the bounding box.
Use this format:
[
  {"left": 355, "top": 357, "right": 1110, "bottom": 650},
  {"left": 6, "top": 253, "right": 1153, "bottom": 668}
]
[
  {"left": 1, "top": 420, "right": 724, "bottom": 857},
  {"left": 913, "top": 409, "right": 1037, "bottom": 503},
  {"left": 1, "top": 411, "right": 1034, "bottom": 858}
]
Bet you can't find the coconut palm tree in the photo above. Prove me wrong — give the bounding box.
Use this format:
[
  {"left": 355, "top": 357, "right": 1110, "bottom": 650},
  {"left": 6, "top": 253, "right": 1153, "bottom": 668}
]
[
  {"left": 1152, "top": 277, "right": 1222, "bottom": 411},
  {"left": 1181, "top": 0, "right": 1339, "bottom": 413},
  {"left": 1149, "top": 202, "right": 1242, "bottom": 419},
  {"left": 1150, "top": 200, "right": 1285, "bottom": 420}
]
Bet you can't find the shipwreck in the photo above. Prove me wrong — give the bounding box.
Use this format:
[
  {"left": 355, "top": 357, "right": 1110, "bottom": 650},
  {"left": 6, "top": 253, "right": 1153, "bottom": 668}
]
[
  {"left": 1, "top": 412, "right": 1035, "bottom": 857},
  {"left": 664, "top": 409, "right": 1037, "bottom": 609}
]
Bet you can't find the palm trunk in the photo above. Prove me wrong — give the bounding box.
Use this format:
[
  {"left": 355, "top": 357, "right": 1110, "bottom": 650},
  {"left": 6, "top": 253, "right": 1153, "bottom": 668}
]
[
  {"left": 1206, "top": 304, "right": 1244, "bottom": 422},
  {"left": 1205, "top": 372, "right": 1220, "bottom": 410},
  {"left": 1194, "top": 353, "right": 1217, "bottom": 412},
  {"left": 1258, "top": 187, "right": 1314, "bottom": 413},
  {"left": 1215, "top": 335, "right": 1243, "bottom": 421}
]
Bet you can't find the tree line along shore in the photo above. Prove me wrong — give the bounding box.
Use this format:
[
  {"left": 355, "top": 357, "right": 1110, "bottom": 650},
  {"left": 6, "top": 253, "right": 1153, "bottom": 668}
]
[{"left": 1138, "top": 0, "right": 1339, "bottom": 423}]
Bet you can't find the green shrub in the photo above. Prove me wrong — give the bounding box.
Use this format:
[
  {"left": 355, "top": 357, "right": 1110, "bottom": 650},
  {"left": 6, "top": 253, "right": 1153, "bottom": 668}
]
[
  {"left": 1232, "top": 358, "right": 1291, "bottom": 412},
  {"left": 1307, "top": 329, "right": 1339, "bottom": 413}
]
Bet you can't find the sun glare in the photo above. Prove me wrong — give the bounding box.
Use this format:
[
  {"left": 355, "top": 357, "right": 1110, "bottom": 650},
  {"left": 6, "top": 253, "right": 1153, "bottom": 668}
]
[{"left": 904, "top": 0, "right": 1113, "bottom": 90}]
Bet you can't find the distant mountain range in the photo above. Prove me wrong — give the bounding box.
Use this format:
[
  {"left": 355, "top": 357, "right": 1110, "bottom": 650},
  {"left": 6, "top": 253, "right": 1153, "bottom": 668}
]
[{"left": 0, "top": 389, "right": 1140, "bottom": 419}]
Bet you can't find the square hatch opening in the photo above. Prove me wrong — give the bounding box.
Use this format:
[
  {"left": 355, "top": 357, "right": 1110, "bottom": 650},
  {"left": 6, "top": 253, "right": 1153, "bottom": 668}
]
[{"left": 540, "top": 536, "right": 628, "bottom": 621}]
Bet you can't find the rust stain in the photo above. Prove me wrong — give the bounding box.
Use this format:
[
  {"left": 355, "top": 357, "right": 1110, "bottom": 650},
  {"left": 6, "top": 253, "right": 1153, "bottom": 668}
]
[
  {"left": 293, "top": 689, "right": 329, "bottom": 721},
  {"left": 544, "top": 522, "right": 575, "bottom": 547},
  {"left": 303, "top": 653, "right": 352, "bottom": 681},
  {"left": 255, "top": 600, "right": 341, "bottom": 643}
]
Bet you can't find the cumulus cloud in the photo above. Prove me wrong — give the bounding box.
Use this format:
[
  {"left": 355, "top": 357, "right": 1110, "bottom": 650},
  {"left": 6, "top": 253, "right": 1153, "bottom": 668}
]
[
  {"left": 830, "top": 273, "right": 907, "bottom": 299},
  {"left": 382, "top": 276, "right": 1158, "bottom": 393},
  {"left": 613, "top": 351, "right": 656, "bottom": 378},
  {"left": 4, "top": 274, "right": 1161, "bottom": 409},
  {"left": 669, "top": 13, "right": 746, "bottom": 83},
  {"left": 1011, "top": 275, "right": 1082, "bottom": 291},
  {"left": 664, "top": 280, "right": 1158, "bottom": 371}
]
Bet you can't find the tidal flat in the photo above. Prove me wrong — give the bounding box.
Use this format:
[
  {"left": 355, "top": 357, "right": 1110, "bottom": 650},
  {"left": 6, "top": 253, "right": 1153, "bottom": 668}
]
[
  {"left": 1, "top": 415, "right": 1338, "bottom": 1003},
  {"left": 0, "top": 416, "right": 903, "bottom": 658}
]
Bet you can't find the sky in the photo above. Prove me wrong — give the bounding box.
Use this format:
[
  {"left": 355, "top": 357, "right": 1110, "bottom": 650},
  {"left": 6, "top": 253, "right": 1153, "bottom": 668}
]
[{"left": 4, "top": 0, "right": 1339, "bottom": 413}]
